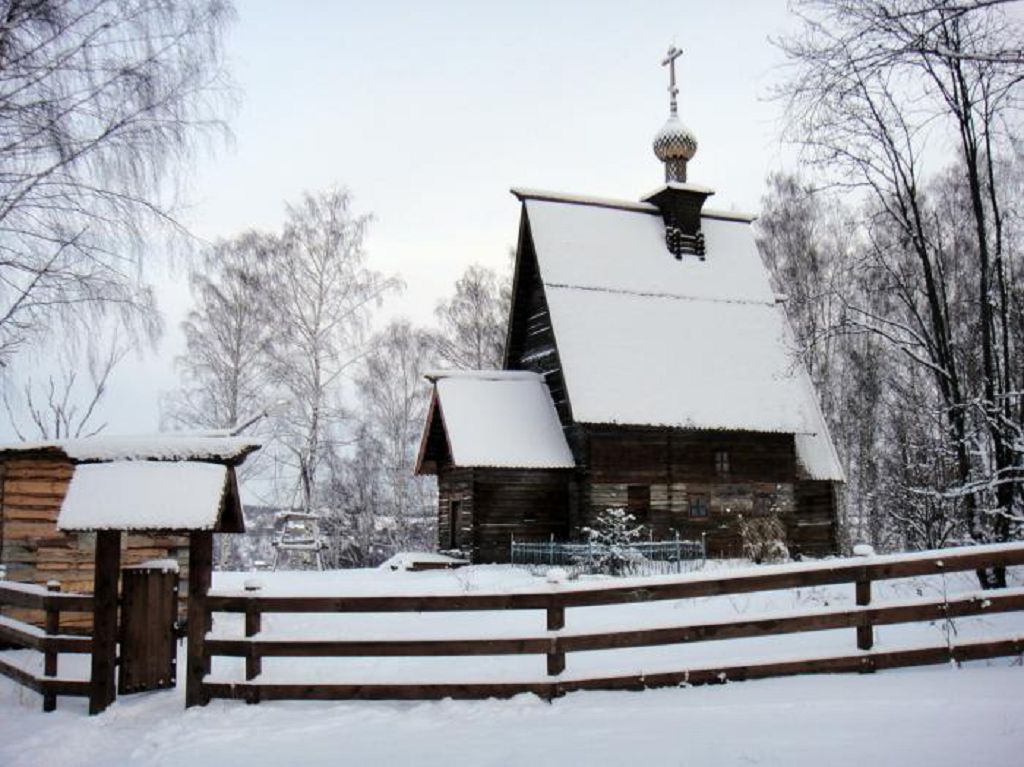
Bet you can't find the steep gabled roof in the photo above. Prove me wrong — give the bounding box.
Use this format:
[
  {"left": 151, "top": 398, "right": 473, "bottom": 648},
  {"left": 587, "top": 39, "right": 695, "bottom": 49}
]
[
  {"left": 512, "top": 188, "right": 844, "bottom": 482},
  {"left": 416, "top": 371, "right": 575, "bottom": 473}
]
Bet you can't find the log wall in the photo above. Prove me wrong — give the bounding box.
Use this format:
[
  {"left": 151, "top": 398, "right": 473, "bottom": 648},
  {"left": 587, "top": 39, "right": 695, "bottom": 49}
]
[
  {"left": 437, "top": 466, "right": 571, "bottom": 563},
  {"left": 577, "top": 426, "right": 836, "bottom": 558},
  {"left": 0, "top": 455, "right": 188, "bottom": 629}
]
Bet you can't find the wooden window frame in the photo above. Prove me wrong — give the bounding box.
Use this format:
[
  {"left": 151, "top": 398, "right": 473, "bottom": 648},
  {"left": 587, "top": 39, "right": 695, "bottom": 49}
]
[
  {"left": 448, "top": 499, "right": 461, "bottom": 550},
  {"left": 714, "top": 449, "right": 730, "bottom": 477},
  {"left": 627, "top": 485, "right": 651, "bottom": 519},
  {"left": 688, "top": 493, "right": 709, "bottom": 519}
]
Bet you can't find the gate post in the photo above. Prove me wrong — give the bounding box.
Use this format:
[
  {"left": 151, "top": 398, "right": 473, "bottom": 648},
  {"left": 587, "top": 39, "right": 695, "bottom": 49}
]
[
  {"left": 89, "top": 530, "right": 121, "bottom": 715},
  {"left": 186, "top": 531, "right": 213, "bottom": 707}
]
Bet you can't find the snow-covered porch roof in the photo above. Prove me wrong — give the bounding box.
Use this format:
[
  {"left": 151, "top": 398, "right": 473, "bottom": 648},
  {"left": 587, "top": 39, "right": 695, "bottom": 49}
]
[
  {"left": 57, "top": 460, "right": 245, "bottom": 532},
  {"left": 416, "top": 371, "right": 575, "bottom": 474}
]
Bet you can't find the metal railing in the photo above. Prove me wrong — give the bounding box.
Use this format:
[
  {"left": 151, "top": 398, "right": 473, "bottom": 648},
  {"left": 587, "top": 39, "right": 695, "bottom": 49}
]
[{"left": 510, "top": 534, "right": 706, "bottom": 576}]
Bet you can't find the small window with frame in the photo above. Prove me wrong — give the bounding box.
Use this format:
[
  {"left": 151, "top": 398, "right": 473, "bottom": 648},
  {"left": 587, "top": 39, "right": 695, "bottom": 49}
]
[
  {"left": 714, "top": 449, "right": 730, "bottom": 477},
  {"left": 688, "top": 493, "right": 709, "bottom": 519},
  {"left": 627, "top": 485, "right": 650, "bottom": 518},
  {"left": 754, "top": 493, "right": 773, "bottom": 515}
]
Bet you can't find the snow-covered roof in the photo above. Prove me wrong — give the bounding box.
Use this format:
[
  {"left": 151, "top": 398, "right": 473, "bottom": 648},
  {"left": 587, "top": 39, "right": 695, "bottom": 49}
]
[
  {"left": 0, "top": 434, "right": 261, "bottom": 464},
  {"left": 422, "top": 371, "right": 575, "bottom": 470},
  {"left": 58, "top": 461, "right": 243, "bottom": 531},
  {"left": 518, "top": 191, "right": 844, "bottom": 482}
]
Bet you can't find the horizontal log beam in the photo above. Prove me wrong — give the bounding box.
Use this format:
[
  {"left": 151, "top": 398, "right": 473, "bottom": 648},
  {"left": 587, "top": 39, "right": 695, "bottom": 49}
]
[
  {"left": 201, "top": 637, "right": 1024, "bottom": 702},
  {"left": 207, "top": 543, "right": 1024, "bottom": 614},
  {"left": 0, "top": 618, "right": 93, "bottom": 653},
  {"left": 0, "top": 656, "right": 91, "bottom": 696},
  {"left": 204, "top": 590, "right": 1024, "bottom": 659},
  {"left": 562, "top": 637, "right": 1024, "bottom": 693},
  {"left": 207, "top": 636, "right": 552, "bottom": 658},
  {"left": 0, "top": 583, "right": 93, "bottom": 612}
]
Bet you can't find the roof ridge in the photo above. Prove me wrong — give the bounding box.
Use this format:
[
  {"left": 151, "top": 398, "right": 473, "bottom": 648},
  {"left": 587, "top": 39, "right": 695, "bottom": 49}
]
[{"left": 543, "top": 281, "right": 778, "bottom": 308}]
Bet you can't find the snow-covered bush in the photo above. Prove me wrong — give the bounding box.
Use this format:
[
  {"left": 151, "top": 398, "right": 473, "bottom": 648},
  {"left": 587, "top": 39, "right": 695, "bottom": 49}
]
[
  {"left": 581, "top": 507, "right": 647, "bottom": 575},
  {"left": 738, "top": 513, "right": 790, "bottom": 564}
]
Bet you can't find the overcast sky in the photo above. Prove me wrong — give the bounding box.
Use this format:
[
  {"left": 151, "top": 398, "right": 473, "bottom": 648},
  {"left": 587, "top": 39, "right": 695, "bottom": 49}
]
[{"left": 6, "top": 0, "right": 804, "bottom": 439}]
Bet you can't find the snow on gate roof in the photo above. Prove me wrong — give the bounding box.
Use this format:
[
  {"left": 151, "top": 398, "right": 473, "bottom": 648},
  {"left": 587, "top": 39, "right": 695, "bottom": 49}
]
[
  {"left": 418, "top": 371, "right": 575, "bottom": 471},
  {"left": 516, "top": 190, "right": 845, "bottom": 482},
  {"left": 58, "top": 461, "right": 244, "bottom": 532},
  {"left": 0, "top": 433, "right": 261, "bottom": 464}
]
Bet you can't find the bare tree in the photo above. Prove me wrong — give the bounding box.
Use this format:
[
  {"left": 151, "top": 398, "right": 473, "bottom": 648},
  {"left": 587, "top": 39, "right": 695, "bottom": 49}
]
[
  {"left": 0, "top": 0, "right": 234, "bottom": 367},
  {"left": 162, "top": 231, "right": 276, "bottom": 432},
  {"left": 777, "top": 0, "right": 1024, "bottom": 583},
  {"left": 3, "top": 332, "right": 128, "bottom": 439},
  {"left": 266, "top": 189, "right": 400, "bottom": 514},
  {"left": 430, "top": 263, "right": 510, "bottom": 370},
  {"left": 353, "top": 318, "right": 436, "bottom": 556}
]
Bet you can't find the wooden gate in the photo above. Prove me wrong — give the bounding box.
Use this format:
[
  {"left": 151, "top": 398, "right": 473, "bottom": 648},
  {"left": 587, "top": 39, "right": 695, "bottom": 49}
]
[{"left": 118, "top": 564, "right": 179, "bottom": 694}]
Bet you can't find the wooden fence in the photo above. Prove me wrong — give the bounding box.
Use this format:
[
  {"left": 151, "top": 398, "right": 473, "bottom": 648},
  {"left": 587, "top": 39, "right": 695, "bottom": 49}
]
[
  {"left": 0, "top": 581, "right": 93, "bottom": 711},
  {"left": 194, "top": 542, "right": 1024, "bottom": 705}
]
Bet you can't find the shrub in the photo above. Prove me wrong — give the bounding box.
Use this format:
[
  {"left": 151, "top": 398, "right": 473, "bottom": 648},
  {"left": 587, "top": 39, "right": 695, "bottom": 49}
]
[{"left": 738, "top": 513, "right": 790, "bottom": 564}]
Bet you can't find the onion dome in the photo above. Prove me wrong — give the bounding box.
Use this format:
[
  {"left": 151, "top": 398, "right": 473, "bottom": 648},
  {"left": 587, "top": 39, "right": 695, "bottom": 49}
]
[{"left": 653, "top": 115, "right": 698, "bottom": 164}]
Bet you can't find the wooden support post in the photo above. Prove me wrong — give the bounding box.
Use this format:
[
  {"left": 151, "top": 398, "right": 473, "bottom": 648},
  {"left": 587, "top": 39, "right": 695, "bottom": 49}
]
[
  {"left": 42, "top": 581, "right": 60, "bottom": 712},
  {"left": 546, "top": 601, "right": 565, "bottom": 676},
  {"left": 186, "top": 531, "right": 213, "bottom": 708},
  {"left": 547, "top": 604, "right": 565, "bottom": 632},
  {"left": 244, "top": 580, "right": 262, "bottom": 682},
  {"left": 856, "top": 577, "right": 873, "bottom": 651},
  {"left": 89, "top": 531, "right": 121, "bottom": 715},
  {"left": 547, "top": 638, "right": 565, "bottom": 676}
]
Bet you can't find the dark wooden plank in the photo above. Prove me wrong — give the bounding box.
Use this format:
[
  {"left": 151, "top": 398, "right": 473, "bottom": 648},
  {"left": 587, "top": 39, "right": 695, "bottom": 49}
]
[
  {"left": 0, "top": 582, "right": 93, "bottom": 612},
  {"left": 0, "top": 655, "right": 92, "bottom": 697},
  {"left": 207, "top": 636, "right": 552, "bottom": 658},
  {"left": 205, "top": 589, "right": 1024, "bottom": 660},
  {"left": 855, "top": 578, "right": 873, "bottom": 650},
  {"left": 0, "top": 617, "right": 91, "bottom": 653},
  {"left": 203, "top": 680, "right": 556, "bottom": 703},
  {"left": 245, "top": 603, "right": 262, "bottom": 680},
  {"left": 186, "top": 532, "right": 213, "bottom": 708},
  {"left": 206, "top": 543, "right": 1024, "bottom": 614},
  {"left": 561, "top": 637, "right": 1024, "bottom": 694},
  {"left": 43, "top": 581, "right": 59, "bottom": 711},
  {"left": 561, "top": 590, "right": 1024, "bottom": 652},
  {"left": 88, "top": 530, "right": 120, "bottom": 715},
  {"left": 201, "top": 636, "right": 1024, "bottom": 703}
]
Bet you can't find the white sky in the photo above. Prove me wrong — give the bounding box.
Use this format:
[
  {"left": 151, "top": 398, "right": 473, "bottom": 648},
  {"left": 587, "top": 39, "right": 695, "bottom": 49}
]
[{"left": 5, "top": 0, "right": 804, "bottom": 439}]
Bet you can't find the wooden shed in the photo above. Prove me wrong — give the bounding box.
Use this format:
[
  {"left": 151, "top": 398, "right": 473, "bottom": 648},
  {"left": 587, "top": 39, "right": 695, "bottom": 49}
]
[{"left": 0, "top": 435, "right": 258, "bottom": 628}]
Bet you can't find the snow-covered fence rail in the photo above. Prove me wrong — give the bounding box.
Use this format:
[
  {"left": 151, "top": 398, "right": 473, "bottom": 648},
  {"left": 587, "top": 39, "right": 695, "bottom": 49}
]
[
  {"left": 195, "top": 542, "right": 1024, "bottom": 705},
  {"left": 0, "top": 581, "right": 93, "bottom": 711}
]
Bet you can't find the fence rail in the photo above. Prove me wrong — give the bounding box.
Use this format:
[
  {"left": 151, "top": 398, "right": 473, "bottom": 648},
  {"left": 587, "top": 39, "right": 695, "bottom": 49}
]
[
  {"left": 194, "top": 541, "right": 1024, "bottom": 704},
  {"left": 510, "top": 536, "right": 705, "bottom": 576},
  {"left": 0, "top": 581, "right": 94, "bottom": 711}
]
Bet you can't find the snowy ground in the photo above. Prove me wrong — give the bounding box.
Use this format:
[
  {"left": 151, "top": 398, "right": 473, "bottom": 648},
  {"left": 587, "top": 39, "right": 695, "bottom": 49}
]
[{"left": 2, "top": 562, "right": 1023, "bottom": 766}]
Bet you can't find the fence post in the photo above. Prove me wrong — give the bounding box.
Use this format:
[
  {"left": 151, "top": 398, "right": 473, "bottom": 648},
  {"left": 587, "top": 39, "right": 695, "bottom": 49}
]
[
  {"left": 186, "top": 531, "right": 213, "bottom": 708},
  {"left": 244, "top": 579, "right": 262, "bottom": 682},
  {"left": 856, "top": 573, "right": 873, "bottom": 651},
  {"left": 546, "top": 598, "right": 565, "bottom": 676},
  {"left": 89, "top": 530, "right": 121, "bottom": 715},
  {"left": 42, "top": 580, "right": 60, "bottom": 712}
]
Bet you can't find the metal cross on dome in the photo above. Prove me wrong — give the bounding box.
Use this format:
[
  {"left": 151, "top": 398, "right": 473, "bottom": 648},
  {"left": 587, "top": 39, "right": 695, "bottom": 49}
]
[{"left": 662, "top": 45, "right": 683, "bottom": 116}]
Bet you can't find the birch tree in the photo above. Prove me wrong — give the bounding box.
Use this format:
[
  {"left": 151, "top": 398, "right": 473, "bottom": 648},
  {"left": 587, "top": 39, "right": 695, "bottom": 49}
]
[
  {"left": 266, "top": 189, "right": 400, "bottom": 514},
  {"left": 0, "top": 0, "right": 234, "bottom": 367},
  {"left": 431, "top": 263, "right": 510, "bottom": 370},
  {"left": 162, "top": 231, "right": 276, "bottom": 432}
]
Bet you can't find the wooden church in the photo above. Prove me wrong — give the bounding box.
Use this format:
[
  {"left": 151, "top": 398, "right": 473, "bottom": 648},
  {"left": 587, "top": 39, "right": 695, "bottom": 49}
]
[{"left": 416, "top": 50, "right": 844, "bottom": 562}]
